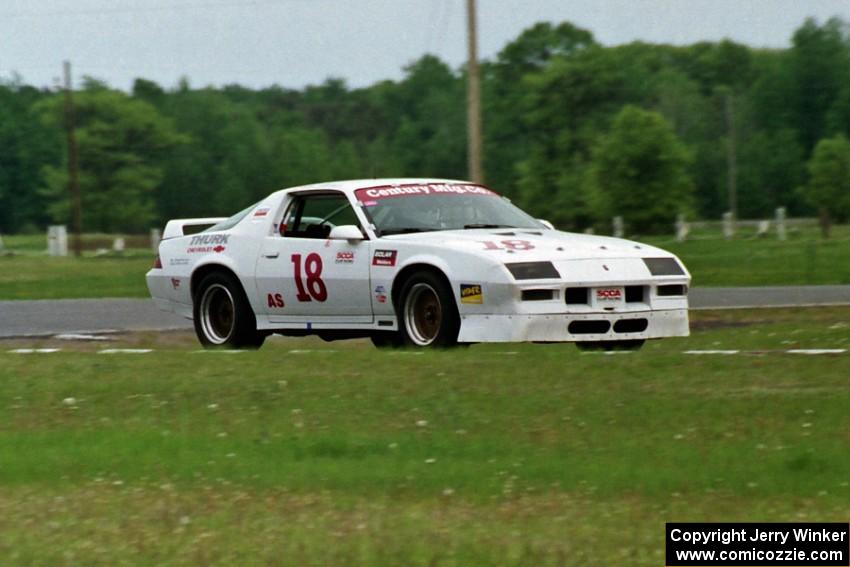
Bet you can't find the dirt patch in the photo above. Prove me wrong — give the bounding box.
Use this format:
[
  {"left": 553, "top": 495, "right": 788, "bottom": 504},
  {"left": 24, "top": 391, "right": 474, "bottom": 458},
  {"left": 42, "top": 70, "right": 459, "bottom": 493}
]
[{"left": 0, "top": 329, "right": 198, "bottom": 352}]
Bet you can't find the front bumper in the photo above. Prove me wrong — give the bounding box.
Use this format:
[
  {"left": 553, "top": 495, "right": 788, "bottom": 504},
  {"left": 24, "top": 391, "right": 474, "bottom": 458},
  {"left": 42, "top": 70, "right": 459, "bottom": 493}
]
[{"left": 457, "top": 308, "right": 689, "bottom": 343}]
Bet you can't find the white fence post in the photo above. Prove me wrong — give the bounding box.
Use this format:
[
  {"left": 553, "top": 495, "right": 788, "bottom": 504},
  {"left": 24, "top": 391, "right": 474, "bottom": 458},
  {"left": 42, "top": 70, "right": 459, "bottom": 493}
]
[
  {"left": 47, "top": 225, "right": 69, "bottom": 257},
  {"left": 675, "top": 214, "right": 689, "bottom": 242},
  {"left": 612, "top": 216, "right": 624, "bottom": 238},
  {"left": 112, "top": 237, "right": 125, "bottom": 252},
  {"left": 722, "top": 212, "right": 735, "bottom": 240},
  {"left": 150, "top": 228, "right": 162, "bottom": 252},
  {"left": 775, "top": 207, "right": 787, "bottom": 241}
]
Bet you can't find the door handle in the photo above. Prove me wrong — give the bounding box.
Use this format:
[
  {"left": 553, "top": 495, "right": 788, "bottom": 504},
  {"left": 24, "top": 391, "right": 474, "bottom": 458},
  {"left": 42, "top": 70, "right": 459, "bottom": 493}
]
[{"left": 263, "top": 252, "right": 280, "bottom": 259}]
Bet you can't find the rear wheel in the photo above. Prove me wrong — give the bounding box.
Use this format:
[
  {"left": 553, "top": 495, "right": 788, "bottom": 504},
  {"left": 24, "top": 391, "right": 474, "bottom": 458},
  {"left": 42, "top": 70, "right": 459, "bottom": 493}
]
[
  {"left": 575, "top": 340, "right": 644, "bottom": 352},
  {"left": 398, "top": 271, "right": 460, "bottom": 347},
  {"left": 193, "top": 271, "right": 265, "bottom": 349}
]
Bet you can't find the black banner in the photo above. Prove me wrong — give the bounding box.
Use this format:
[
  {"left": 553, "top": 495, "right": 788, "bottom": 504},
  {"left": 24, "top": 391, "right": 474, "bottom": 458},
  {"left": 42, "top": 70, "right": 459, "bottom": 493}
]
[{"left": 666, "top": 523, "right": 849, "bottom": 566}]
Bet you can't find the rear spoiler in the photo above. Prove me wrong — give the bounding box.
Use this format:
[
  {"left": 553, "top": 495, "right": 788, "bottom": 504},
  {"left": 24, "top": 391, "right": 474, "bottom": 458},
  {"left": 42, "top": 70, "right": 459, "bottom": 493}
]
[{"left": 162, "top": 218, "right": 227, "bottom": 240}]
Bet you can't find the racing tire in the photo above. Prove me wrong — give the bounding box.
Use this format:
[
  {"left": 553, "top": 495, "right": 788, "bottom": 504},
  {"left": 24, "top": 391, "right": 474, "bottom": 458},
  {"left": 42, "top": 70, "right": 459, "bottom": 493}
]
[
  {"left": 575, "top": 340, "right": 644, "bottom": 352},
  {"left": 193, "top": 271, "right": 266, "bottom": 349},
  {"left": 397, "top": 271, "right": 460, "bottom": 348}
]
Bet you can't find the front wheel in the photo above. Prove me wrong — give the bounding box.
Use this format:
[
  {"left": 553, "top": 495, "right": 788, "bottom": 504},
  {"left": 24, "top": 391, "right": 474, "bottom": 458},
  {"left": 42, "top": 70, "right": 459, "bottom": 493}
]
[
  {"left": 193, "top": 272, "right": 266, "bottom": 349},
  {"left": 397, "top": 271, "right": 460, "bottom": 347}
]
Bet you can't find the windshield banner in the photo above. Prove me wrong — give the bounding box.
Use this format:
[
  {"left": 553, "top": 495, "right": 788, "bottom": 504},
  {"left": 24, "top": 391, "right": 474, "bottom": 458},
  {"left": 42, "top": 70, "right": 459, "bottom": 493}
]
[{"left": 355, "top": 183, "right": 496, "bottom": 203}]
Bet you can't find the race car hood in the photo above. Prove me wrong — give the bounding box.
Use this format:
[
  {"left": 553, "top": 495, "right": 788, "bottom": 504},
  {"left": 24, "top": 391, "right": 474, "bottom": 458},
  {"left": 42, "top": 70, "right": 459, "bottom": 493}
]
[{"left": 382, "top": 228, "right": 675, "bottom": 262}]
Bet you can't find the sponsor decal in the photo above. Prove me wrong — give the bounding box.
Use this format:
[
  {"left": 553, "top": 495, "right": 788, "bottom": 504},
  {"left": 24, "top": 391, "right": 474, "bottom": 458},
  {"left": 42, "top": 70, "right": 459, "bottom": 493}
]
[
  {"left": 267, "top": 293, "right": 285, "bottom": 308},
  {"left": 170, "top": 278, "right": 181, "bottom": 290},
  {"left": 253, "top": 207, "right": 270, "bottom": 219},
  {"left": 336, "top": 251, "right": 355, "bottom": 264},
  {"left": 596, "top": 288, "right": 622, "bottom": 301},
  {"left": 372, "top": 249, "right": 398, "bottom": 267},
  {"left": 460, "top": 283, "right": 483, "bottom": 304},
  {"left": 169, "top": 257, "right": 190, "bottom": 266},
  {"left": 187, "top": 234, "right": 229, "bottom": 254},
  {"left": 374, "top": 285, "right": 387, "bottom": 304},
  {"left": 355, "top": 183, "right": 496, "bottom": 202}
]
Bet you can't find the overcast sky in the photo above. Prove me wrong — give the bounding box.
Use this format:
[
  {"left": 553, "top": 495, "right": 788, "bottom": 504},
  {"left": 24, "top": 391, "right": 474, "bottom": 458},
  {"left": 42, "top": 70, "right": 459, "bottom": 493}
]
[{"left": 3, "top": 0, "right": 850, "bottom": 91}]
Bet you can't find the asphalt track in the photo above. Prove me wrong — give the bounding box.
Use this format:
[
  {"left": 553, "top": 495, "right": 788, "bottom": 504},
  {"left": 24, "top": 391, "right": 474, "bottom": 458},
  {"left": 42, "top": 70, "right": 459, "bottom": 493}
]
[{"left": 1, "top": 285, "right": 849, "bottom": 338}]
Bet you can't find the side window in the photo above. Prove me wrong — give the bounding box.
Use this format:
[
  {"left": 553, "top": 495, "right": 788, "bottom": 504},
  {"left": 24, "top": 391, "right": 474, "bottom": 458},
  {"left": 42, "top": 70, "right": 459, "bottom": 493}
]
[{"left": 281, "top": 193, "right": 361, "bottom": 239}]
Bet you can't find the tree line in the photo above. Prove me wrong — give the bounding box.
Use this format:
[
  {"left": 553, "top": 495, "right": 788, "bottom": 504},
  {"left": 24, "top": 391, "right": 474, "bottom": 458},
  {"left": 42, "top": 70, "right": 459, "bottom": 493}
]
[{"left": 2, "top": 17, "right": 850, "bottom": 236}]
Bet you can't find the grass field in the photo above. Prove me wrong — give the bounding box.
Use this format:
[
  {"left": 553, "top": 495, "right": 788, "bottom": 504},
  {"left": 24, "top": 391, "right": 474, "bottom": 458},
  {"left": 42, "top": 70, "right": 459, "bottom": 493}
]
[
  {"left": 3, "top": 228, "right": 850, "bottom": 300},
  {"left": 0, "top": 308, "right": 848, "bottom": 565}
]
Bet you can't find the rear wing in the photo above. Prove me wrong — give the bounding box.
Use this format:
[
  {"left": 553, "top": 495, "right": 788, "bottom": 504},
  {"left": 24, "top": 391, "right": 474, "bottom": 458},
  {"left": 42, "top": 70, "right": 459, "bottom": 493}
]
[{"left": 162, "top": 218, "right": 227, "bottom": 240}]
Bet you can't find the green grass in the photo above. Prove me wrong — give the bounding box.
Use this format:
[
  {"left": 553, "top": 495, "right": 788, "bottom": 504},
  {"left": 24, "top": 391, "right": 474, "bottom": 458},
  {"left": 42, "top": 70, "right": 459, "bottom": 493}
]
[
  {"left": 0, "top": 233, "right": 154, "bottom": 299},
  {"left": 0, "top": 308, "right": 848, "bottom": 565},
  {"left": 0, "top": 256, "right": 153, "bottom": 299},
  {"left": 643, "top": 232, "right": 850, "bottom": 286},
  {"left": 2, "top": 227, "right": 850, "bottom": 299}
]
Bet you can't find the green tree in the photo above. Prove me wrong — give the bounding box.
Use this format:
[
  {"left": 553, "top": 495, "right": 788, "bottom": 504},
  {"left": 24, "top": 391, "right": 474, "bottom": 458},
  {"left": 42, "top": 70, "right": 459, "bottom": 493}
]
[
  {"left": 737, "top": 129, "right": 805, "bottom": 217},
  {"left": 789, "top": 17, "right": 850, "bottom": 153},
  {"left": 486, "top": 22, "right": 598, "bottom": 199},
  {"left": 37, "top": 81, "right": 184, "bottom": 232},
  {"left": 514, "top": 46, "right": 630, "bottom": 227},
  {"left": 0, "top": 79, "right": 60, "bottom": 233},
  {"left": 156, "top": 87, "right": 276, "bottom": 221},
  {"left": 589, "top": 105, "right": 693, "bottom": 233},
  {"left": 801, "top": 135, "right": 850, "bottom": 238}
]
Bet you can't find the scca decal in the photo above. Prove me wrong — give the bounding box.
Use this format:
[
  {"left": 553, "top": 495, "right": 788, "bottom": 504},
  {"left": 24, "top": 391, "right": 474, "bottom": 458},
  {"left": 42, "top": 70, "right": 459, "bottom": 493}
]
[
  {"left": 267, "top": 293, "right": 285, "bottom": 308},
  {"left": 336, "top": 251, "right": 355, "bottom": 264},
  {"left": 460, "top": 283, "right": 483, "bottom": 304},
  {"left": 596, "top": 288, "right": 622, "bottom": 301},
  {"left": 372, "top": 250, "right": 397, "bottom": 267}
]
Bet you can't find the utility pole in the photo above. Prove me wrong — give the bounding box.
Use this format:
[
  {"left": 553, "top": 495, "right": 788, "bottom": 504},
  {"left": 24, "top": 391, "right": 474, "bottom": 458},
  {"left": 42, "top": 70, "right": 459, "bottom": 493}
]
[
  {"left": 63, "top": 61, "right": 82, "bottom": 257},
  {"left": 466, "top": 0, "right": 483, "bottom": 183},
  {"left": 724, "top": 91, "right": 737, "bottom": 224}
]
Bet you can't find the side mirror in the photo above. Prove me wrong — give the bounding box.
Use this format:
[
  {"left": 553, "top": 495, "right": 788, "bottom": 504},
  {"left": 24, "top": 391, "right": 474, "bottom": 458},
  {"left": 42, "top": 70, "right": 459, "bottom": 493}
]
[
  {"left": 538, "top": 219, "right": 555, "bottom": 230},
  {"left": 328, "top": 225, "right": 364, "bottom": 241}
]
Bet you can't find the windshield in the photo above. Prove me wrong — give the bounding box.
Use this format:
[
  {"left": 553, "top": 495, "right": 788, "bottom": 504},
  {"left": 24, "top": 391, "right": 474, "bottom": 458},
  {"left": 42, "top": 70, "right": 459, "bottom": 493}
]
[{"left": 355, "top": 183, "right": 543, "bottom": 236}]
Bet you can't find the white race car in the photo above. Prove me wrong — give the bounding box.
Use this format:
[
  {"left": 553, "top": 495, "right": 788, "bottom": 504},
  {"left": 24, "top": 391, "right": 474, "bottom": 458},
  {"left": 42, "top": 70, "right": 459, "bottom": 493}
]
[{"left": 147, "top": 178, "right": 690, "bottom": 349}]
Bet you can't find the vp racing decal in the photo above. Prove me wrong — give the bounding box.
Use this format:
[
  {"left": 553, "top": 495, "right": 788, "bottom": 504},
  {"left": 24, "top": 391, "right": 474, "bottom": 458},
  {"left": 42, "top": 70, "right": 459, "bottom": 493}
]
[{"left": 460, "top": 283, "right": 483, "bottom": 304}]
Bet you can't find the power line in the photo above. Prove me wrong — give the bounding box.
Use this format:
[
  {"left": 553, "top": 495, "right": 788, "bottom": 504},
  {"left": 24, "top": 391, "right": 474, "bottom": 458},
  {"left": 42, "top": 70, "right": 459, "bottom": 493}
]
[
  {"left": 466, "top": 0, "right": 483, "bottom": 183},
  {"left": 425, "top": 0, "right": 440, "bottom": 54},
  {"left": 0, "top": 0, "right": 304, "bottom": 19},
  {"left": 63, "top": 61, "right": 83, "bottom": 257},
  {"left": 435, "top": 0, "right": 453, "bottom": 55}
]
